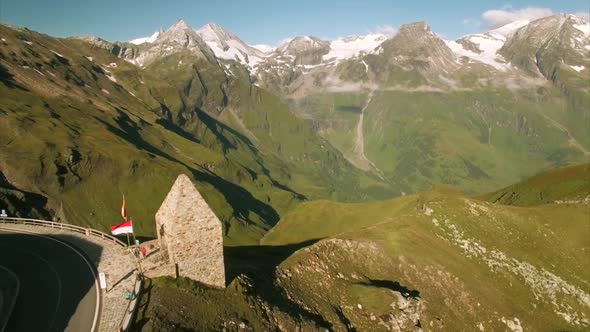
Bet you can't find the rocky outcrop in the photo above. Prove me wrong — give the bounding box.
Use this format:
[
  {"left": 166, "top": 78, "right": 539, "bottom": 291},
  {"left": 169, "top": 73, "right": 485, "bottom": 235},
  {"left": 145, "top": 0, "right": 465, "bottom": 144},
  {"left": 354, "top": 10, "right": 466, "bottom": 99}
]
[{"left": 155, "top": 174, "right": 225, "bottom": 288}]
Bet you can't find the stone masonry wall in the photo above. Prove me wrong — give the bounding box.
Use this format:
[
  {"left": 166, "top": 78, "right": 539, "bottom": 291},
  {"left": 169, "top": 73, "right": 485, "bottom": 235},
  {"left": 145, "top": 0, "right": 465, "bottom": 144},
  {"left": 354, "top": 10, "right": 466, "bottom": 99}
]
[{"left": 155, "top": 174, "right": 225, "bottom": 288}]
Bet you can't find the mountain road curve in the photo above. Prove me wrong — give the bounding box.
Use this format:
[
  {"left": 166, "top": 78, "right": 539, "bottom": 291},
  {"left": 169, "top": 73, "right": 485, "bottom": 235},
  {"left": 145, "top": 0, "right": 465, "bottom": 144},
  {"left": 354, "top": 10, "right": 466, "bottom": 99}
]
[{"left": 0, "top": 230, "right": 100, "bottom": 332}]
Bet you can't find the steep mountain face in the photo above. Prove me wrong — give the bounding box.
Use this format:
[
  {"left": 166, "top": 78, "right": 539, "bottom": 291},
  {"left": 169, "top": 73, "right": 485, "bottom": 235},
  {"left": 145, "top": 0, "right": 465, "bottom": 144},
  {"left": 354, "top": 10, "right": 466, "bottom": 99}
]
[
  {"left": 276, "top": 37, "right": 331, "bottom": 64},
  {"left": 3, "top": 14, "right": 590, "bottom": 331},
  {"left": 0, "top": 22, "right": 388, "bottom": 245},
  {"left": 250, "top": 33, "right": 388, "bottom": 95},
  {"left": 376, "top": 22, "right": 457, "bottom": 76},
  {"left": 82, "top": 20, "right": 218, "bottom": 67},
  {"left": 132, "top": 19, "right": 218, "bottom": 66},
  {"left": 2, "top": 14, "right": 589, "bottom": 239},
  {"left": 323, "top": 33, "right": 386, "bottom": 63},
  {"left": 252, "top": 36, "right": 332, "bottom": 95},
  {"left": 445, "top": 20, "right": 529, "bottom": 72},
  {"left": 499, "top": 14, "right": 590, "bottom": 113},
  {"left": 196, "top": 23, "right": 270, "bottom": 68},
  {"left": 129, "top": 30, "right": 161, "bottom": 45},
  {"left": 501, "top": 14, "right": 589, "bottom": 76},
  {"left": 282, "top": 16, "right": 590, "bottom": 195},
  {"left": 60, "top": 16, "right": 590, "bottom": 198}
]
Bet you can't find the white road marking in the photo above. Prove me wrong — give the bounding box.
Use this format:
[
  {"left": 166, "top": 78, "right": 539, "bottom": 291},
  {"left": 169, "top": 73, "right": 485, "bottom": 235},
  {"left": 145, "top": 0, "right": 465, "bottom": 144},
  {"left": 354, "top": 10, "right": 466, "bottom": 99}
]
[{"left": 0, "top": 228, "right": 101, "bottom": 332}]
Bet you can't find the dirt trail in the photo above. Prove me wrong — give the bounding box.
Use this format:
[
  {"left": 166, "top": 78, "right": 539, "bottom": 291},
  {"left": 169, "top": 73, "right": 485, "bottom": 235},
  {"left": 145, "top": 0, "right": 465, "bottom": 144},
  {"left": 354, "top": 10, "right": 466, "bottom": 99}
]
[
  {"left": 540, "top": 113, "right": 590, "bottom": 156},
  {"left": 226, "top": 108, "right": 259, "bottom": 143},
  {"left": 351, "top": 90, "right": 385, "bottom": 179}
]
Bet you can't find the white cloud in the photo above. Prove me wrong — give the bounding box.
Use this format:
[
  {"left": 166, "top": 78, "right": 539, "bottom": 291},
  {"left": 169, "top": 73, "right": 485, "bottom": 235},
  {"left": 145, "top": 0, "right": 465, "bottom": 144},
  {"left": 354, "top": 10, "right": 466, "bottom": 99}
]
[
  {"left": 482, "top": 7, "right": 554, "bottom": 28},
  {"left": 374, "top": 24, "right": 399, "bottom": 37},
  {"left": 575, "top": 11, "right": 590, "bottom": 22}
]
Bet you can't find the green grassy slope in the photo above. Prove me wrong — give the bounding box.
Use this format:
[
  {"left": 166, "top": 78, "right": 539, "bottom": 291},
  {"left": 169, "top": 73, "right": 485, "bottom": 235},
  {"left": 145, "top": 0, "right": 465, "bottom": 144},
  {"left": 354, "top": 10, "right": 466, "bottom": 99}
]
[
  {"left": 480, "top": 163, "right": 590, "bottom": 206},
  {"left": 0, "top": 24, "right": 391, "bottom": 245},
  {"left": 292, "top": 87, "right": 590, "bottom": 196},
  {"left": 260, "top": 172, "right": 590, "bottom": 330},
  {"left": 137, "top": 166, "right": 590, "bottom": 331}
]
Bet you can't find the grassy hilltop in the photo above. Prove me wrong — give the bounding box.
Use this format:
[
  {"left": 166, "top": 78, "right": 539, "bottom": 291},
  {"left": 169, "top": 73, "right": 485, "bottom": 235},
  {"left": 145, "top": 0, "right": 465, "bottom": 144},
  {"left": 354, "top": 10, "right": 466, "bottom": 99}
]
[{"left": 137, "top": 165, "right": 590, "bottom": 331}]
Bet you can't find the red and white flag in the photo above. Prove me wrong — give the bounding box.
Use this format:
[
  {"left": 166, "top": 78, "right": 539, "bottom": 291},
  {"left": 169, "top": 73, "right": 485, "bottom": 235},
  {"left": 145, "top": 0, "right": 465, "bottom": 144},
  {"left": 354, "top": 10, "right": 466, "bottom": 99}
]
[{"left": 110, "top": 220, "right": 133, "bottom": 235}]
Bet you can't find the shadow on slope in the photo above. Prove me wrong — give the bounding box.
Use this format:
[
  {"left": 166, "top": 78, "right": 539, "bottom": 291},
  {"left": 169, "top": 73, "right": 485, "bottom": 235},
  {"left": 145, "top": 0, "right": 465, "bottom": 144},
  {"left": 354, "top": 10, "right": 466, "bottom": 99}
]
[
  {"left": 0, "top": 64, "right": 28, "bottom": 91},
  {"left": 223, "top": 239, "right": 331, "bottom": 328},
  {"left": 94, "top": 109, "right": 282, "bottom": 229},
  {"left": 357, "top": 279, "right": 421, "bottom": 299},
  {"left": 224, "top": 239, "right": 321, "bottom": 284},
  {"left": 0, "top": 171, "right": 52, "bottom": 220}
]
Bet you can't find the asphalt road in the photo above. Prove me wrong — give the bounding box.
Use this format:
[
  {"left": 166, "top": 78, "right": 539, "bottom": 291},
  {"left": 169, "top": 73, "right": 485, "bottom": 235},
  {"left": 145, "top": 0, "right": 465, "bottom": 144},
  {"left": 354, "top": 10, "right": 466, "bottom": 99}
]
[{"left": 0, "top": 230, "right": 99, "bottom": 332}]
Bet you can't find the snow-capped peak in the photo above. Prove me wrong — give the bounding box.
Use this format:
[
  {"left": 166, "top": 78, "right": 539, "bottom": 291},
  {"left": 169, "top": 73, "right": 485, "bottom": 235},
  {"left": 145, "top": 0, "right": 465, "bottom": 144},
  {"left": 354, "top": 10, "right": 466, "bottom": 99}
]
[
  {"left": 129, "top": 30, "right": 161, "bottom": 45},
  {"left": 443, "top": 19, "right": 531, "bottom": 71},
  {"left": 323, "top": 33, "right": 387, "bottom": 62},
  {"left": 489, "top": 20, "right": 530, "bottom": 37},
  {"left": 277, "top": 36, "right": 329, "bottom": 54},
  {"left": 196, "top": 23, "right": 234, "bottom": 44},
  {"left": 195, "top": 22, "right": 270, "bottom": 67},
  {"left": 169, "top": 19, "right": 191, "bottom": 32},
  {"left": 571, "top": 16, "right": 590, "bottom": 37}
]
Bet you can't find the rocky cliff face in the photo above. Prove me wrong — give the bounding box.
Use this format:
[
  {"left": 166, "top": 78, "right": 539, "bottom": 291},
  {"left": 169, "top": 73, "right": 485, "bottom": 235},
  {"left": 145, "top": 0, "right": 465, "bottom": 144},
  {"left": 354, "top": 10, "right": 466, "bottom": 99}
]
[
  {"left": 379, "top": 22, "right": 456, "bottom": 70},
  {"left": 500, "top": 14, "right": 589, "bottom": 76}
]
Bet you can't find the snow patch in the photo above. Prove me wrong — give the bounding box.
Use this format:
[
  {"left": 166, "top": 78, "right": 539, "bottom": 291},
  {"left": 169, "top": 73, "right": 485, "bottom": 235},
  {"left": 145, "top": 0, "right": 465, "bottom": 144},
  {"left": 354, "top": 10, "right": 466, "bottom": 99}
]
[
  {"left": 51, "top": 50, "right": 66, "bottom": 58},
  {"left": 129, "top": 30, "right": 161, "bottom": 45},
  {"left": 22, "top": 40, "right": 33, "bottom": 45},
  {"left": 323, "top": 33, "right": 386, "bottom": 62},
  {"left": 445, "top": 34, "right": 510, "bottom": 71},
  {"left": 85, "top": 56, "right": 93, "bottom": 62},
  {"left": 490, "top": 20, "right": 529, "bottom": 37},
  {"left": 570, "top": 65, "right": 585, "bottom": 72},
  {"left": 361, "top": 60, "right": 369, "bottom": 73},
  {"left": 252, "top": 44, "right": 274, "bottom": 53},
  {"left": 573, "top": 21, "right": 590, "bottom": 37},
  {"left": 196, "top": 23, "right": 270, "bottom": 69}
]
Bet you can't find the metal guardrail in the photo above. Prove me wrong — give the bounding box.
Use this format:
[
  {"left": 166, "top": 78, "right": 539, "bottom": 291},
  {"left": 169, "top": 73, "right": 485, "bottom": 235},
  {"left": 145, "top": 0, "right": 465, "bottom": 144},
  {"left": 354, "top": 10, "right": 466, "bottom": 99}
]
[
  {"left": 119, "top": 273, "right": 143, "bottom": 332},
  {"left": 0, "top": 217, "right": 127, "bottom": 247}
]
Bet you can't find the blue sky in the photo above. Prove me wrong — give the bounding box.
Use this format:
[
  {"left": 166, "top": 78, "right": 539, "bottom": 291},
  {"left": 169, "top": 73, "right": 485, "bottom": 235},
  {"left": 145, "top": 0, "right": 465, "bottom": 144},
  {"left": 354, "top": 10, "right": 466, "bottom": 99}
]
[{"left": 1, "top": 1, "right": 588, "bottom": 45}]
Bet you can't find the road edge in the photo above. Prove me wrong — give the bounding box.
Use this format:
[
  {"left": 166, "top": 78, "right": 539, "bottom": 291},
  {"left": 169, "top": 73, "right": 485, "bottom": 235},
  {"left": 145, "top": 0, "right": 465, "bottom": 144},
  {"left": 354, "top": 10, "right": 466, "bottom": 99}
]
[{"left": 0, "top": 227, "right": 101, "bottom": 332}]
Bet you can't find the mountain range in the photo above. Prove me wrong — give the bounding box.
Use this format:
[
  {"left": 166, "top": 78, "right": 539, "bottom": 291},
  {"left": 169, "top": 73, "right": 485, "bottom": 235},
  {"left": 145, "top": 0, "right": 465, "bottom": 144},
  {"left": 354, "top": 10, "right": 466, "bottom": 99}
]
[
  {"left": 1, "top": 13, "right": 589, "bottom": 237},
  {"left": 1, "top": 12, "right": 589, "bottom": 331}
]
